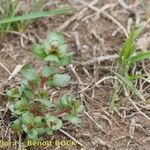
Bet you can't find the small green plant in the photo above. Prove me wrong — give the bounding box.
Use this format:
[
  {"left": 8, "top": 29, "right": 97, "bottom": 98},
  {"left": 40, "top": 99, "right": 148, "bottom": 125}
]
[
  {"left": 111, "top": 26, "right": 150, "bottom": 106},
  {"left": 32, "top": 32, "right": 73, "bottom": 67},
  {"left": 7, "top": 32, "right": 84, "bottom": 140}
]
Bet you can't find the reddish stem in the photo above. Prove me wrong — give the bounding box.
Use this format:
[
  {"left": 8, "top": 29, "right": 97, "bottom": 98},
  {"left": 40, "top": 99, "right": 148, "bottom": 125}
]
[
  {"left": 40, "top": 77, "right": 47, "bottom": 89},
  {"left": 56, "top": 108, "right": 71, "bottom": 117}
]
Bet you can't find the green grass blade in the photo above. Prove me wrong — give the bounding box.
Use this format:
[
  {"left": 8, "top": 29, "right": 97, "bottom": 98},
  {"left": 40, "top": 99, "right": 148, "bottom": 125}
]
[
  {"left": 120, "top": 30, "right": 134, "bottom": 60},
  {"left": 0, "top": 7, "right": 74, "bottom": 25},
  {"left": 130, "top": 51, "right": 150, "bottom": 64},
  {"left": 119, "top": 27, "right": 143, "bottom": 61},
  {"left": 128, "top": 74, "right": 144, "bottom": 80}
]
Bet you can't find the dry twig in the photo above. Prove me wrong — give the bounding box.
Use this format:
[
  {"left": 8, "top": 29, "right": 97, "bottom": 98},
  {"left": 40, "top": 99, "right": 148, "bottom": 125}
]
[
  {"left": 59, "top": 129, "right": 87, "bottom": 149},
  {"left": 124, "top": 88, "right": 150, "bottom": 121},
  {"left": 58, "top": 0, "right": 100, "bottom": 31},
  {"left": 84, "top": 111, "right": 107, "bottom": 134},
  {"left": 69, "top": 64, "right": 83, "bottom": 84},
  {"left": 78, "top": 1, "right": 128, "bottom": 37},
  {"left": 7, "top": 64, "right": 24, "bottom": 81},
  {"left": 118, "top": 0, "right": 140, "bottom": 24},
  {"left": 0, "top": 62, "right": 11, "bottom": 75},
  {"left": 75, "top": 54, "right": 118, "bottom": 66}
]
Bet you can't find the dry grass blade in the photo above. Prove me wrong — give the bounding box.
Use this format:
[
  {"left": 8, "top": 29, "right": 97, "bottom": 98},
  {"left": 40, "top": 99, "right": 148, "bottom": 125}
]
[
  {"left": 75, "top": 54, "right": 118, "bottom": 65},
  {"left": 118, "top": 0, "right": 140, "bottom": 24},
  {"left": 129, "top": 118, "right": 136, "bottom": 139},
  {"left": 0, "top": 62, "right": 11, "bottom": 75},
  {"left": 58, "top": 0, "right": 100, "bottom": 30},
  {"left": 7, "top": 64, "right": 24, "bottom": 81},
  {"left": 69, "top": 64, "right": 83, "bottom": 84},
  {"left": 84, "top": 111, "right": 107, "bottom": 134},
  {"left": 78, "top": 0, "right": 128, "bottom": 37},
  {"left": 124, "top": 87, "right": 150, "bottom": 121},
  {"left": 59, "top": 129, "right": 87, "bottom": 149},
  {"left": 94, "top": 137, "right": 113, "bottom": 148}
]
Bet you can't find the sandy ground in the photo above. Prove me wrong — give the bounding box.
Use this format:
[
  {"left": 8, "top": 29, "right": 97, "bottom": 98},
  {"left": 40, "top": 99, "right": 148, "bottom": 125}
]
[{"left": 0, "top": 0, "right": 150, "bottom": 150}]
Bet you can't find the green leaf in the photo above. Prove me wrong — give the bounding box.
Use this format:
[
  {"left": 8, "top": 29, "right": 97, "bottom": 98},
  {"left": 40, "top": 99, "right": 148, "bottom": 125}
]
[
  {"left": 22, "top": 112, "right": 34, "bottom": 126},
  {"left": 46, "top": 128, "right": 53, "bottom": 135},
  {"left": 119, "top": 31, "right": 134, "bottom": 62},
  {"left": 11, "top": 119, "right": 22, "bottom": 132},
  {"left": 58, "top": 44, "right": 68, "bottom": 56},
  {"left": 21, "top": 64, "right": 39, "bottom": 83},
  {"left": 60, "top": 95, "right": 69, "bottom": 107},
  {"left": 34, "top": 116, "right": 43, "bottom": 127},
  {"left": 44, "top": 55, "right": 59, "bottom": 63},
  {"left": 41, "top": 66, "right": 57, "bottom": 77},
  {"left": 45, "top": 114, "right": 62, "bottom": 130},
  {"left": 43, "top": 40, "right": 51, "bottom": 54},
  {"left": 59, "top": 95, "right": 84, "bottom": 114},
  {"left": 14, "top": 110, "right": 25, "bottom": 115},
  {"left": 49, "top": 74, "right": 70, "bottom": 87},
  {"left": 76, "top": 104, "right": 84, "bottom": 113},
  {"left": 39, "top": 99, "right": 52, "bottom": 108},
  {"left": 57, "top": 54, "right": 72, "bottom": 66},
  {"left": 119, "top": 27, "right": 143, "bottom": 61},
  {"left": 23, "top": 88, "right": 34, "bottom": 99},
  {"left": 22, "top": 124, "right": 29, "bottom": 133},
  {"left": 6, "top": 88, "right": 22, "bottom": 100},
  {"left": 64, "top": 114, "right": 81, "bottom": 125},
  {"left": 14, "top": 99, "right": 29, "bottom": 115},
  {"left": 32, "top": 43, "right": 47, "bottom": 60},
  {"left": 27, "top": 129, "right": 38, "bottom": 140},
  {"left": 130, "top": 51, "right": 150, "bottom": 64},
  {"left": 128, "top": 74, "right": 144, "bottom": 80},
  {"left": 47, "top": 32, "right": 65, "bottom": 46},
  {"left": 21, "top": 80, "right": 29, "bottom": 89},
  {"left": 36, "top": 128, "right": 45, "bottom": 135}
]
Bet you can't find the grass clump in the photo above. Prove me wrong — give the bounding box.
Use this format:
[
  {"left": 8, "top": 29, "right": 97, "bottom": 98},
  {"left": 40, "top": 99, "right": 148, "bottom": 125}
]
[
  {"left": 111, "top": 26, "right": 150, "bottom": 107},
  {"left": 6, "top": 32, "right": 84, "bottom": 140}
]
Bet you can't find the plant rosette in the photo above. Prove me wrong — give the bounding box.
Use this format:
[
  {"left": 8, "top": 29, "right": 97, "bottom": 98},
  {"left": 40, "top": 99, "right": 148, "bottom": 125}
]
[{"left": 32, "top": 32, "right": 73, "bottom": 67}]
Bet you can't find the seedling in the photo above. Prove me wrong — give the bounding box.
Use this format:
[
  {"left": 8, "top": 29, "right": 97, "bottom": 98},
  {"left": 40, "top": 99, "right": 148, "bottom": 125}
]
[
  {"left": 32, "top": 32, "right": 73, "bottom": 67},
  {"left": 111, "top": 26, "right": 150, "bottom": 107},
  {"left": 7, "top": 32, "right": 84, "bottom": 140}
]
